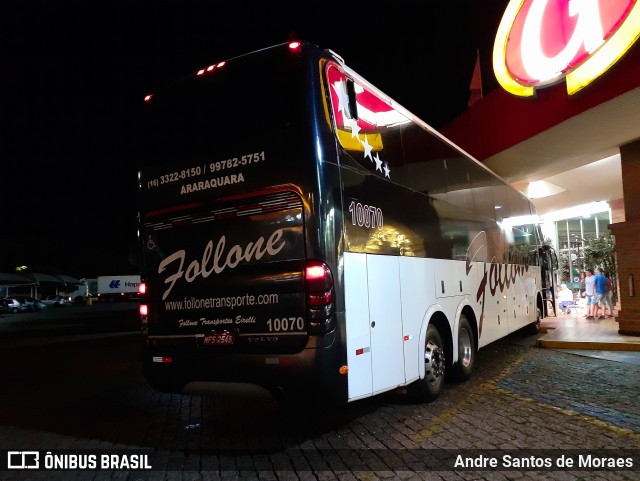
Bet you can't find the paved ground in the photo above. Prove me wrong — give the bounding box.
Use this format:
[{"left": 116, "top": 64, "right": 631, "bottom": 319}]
[{"left": 0, "top": 307, "right": 638, "bottom": 480}]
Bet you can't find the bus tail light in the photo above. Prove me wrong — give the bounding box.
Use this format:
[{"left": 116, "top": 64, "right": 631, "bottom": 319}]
[
  {"left": 305, "top": 261, "right": 335, "bottom": 334},
  {"left": 307, "top": 291, "right": 333, "bottom": 306},
  {"left": 139, "top": 281, "right": 148, "bottom": 329},
  {"left": 140, "top": 303, "right": 148, "bottom": 329}
]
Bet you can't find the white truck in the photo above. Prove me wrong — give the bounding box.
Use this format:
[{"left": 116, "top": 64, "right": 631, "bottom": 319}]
[
  {"left": 65, "top": 281, "right": 89, "bottom": 303},
  {"left": 97, "top": 275, "right": 141, "bottom": 302},
  {"left": 64, "top": 278, "right": 98, "bottom": 303}
]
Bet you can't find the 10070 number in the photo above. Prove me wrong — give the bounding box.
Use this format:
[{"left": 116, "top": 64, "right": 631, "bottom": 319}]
[
  {"left": 348, "top": 201, "right": 383, "bottom": 229},
  {"left": 266, "top": 317, "right": 304, "bottom": 332}
]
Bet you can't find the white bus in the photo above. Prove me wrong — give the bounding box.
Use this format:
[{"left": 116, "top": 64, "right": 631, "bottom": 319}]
[{"left": 137, "top": 41, "right": 555, "bottom": 404}]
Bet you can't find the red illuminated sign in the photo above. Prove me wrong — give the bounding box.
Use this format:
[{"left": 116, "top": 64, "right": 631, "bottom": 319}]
[{"left": 493, "top": 0, "right": 640, "bottom": 96}]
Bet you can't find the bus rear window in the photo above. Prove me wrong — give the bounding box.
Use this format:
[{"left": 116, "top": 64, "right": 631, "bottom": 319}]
[{"left": 140, "top": 47, "right": 307, "bottom": 169}]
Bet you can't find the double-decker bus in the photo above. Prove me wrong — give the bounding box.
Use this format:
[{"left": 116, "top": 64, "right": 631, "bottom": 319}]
[{"left": 137, "top": 41, "right": 554, "bottom": 404}]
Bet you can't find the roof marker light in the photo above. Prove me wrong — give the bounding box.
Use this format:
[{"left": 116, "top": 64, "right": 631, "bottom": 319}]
[
  {"left": 206, "top": 65, "right": 215, "bottom": 71},
  {"left": 289, "top": 41, "right": 301, "bottom": 50},
  {"left": 216, "top": 61, "right": 225, "bottom": 68},
  {"left": 144, "top": 94, "right": 153, "bottom": 102},
  {"left": 197, "top": 69, "right": 205, "bottom": 76}
]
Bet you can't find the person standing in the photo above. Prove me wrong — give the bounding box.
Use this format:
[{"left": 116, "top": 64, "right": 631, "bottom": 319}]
[
  {"left": 584, "top": 269, "right": 596, "bottom": 319},
  {"left": 603, "top": 271, "right": 615, "bottom": 318},
  {"left": 593, "top": 268, "right": 607, "bottom": 319}
]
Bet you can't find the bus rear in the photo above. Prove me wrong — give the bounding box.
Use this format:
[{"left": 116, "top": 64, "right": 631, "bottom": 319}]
[{"left": 138, "top": 43, "right": 345, "bottom": 400}]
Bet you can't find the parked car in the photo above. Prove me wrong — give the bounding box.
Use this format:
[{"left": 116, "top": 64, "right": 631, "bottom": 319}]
[
  {"left": 12, "top": 295, "right": 46, "bottom": 311},
  {"left": 41, "top": 295, "right": 69, "bottom": 307},
  {"left": 32, "top": 298, "right": 48, "bottom": 310},
  {"left": 1, "top": 298, "right": 28, "bottom": 313}
]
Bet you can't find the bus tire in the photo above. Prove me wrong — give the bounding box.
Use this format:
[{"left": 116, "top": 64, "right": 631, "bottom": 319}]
[
  {"left": 450, "top": 314, "right": 475, "bottom": 382},
  {"left": 409, "top": 324, "right": 445, "bottom": 403}
]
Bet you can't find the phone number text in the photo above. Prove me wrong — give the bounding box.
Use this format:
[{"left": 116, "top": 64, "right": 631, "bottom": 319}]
[{"left": 145, "top": 151, "right": 266, "bottom": 189}]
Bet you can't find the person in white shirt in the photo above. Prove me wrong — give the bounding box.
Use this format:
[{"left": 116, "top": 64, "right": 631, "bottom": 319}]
[
  {"left": 584, "top": 269, "right": 596, "bottom": 319},
  {"left": 557, "top": 283, "right": 574, "bottom": 312}
]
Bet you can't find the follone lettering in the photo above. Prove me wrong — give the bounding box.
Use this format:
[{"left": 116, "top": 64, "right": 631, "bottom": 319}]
[{"left": 158, "top": 229, "right": 285, "bottom": 300}]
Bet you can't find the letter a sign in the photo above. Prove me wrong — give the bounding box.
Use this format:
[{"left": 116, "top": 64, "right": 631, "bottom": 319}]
[{"left": 493, "top": 0, "right": 640, "bottom": 96}]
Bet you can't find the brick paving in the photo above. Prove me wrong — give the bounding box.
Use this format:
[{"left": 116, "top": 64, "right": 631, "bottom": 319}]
[{"left": 0, "top": 327, "right": 638, "bottom": 481}]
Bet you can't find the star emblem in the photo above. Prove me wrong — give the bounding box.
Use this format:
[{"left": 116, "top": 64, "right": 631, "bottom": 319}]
[
  {"left": 331, "top": 80, "right": 349, "bottom": 115},
  {"left": 383, "top": 163, "right": 391, "bottom": 178},
  {"left": 361, "top": 134, "right": 373, "bottom": 161},
  {"left": 347, "top": 117, "right": 361, "bottom": 138},
  {"left": 374, "top": 153, "right": 383, "bottom": 172}
]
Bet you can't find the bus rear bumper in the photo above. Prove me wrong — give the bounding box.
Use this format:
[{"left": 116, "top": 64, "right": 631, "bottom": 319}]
[{"left": 143, "top": 332, "right": 346, "bottom": 402}]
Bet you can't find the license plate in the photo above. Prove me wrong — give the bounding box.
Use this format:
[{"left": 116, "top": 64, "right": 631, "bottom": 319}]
[{"left": 203, "top": 331, "right": 235, "bottom": 346}]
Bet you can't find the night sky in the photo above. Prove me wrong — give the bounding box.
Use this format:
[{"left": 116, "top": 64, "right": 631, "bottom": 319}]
[{"left": 1, "top": 0, "right": 507, "bottom": 278}]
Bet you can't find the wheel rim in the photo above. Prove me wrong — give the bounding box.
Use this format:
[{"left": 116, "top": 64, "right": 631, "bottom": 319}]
[
  {"left": 458, "top": 327, "right": 472, "bottom": 368},
  {"left": 424, "top": 339, "right": 445, "bottom": 384}
]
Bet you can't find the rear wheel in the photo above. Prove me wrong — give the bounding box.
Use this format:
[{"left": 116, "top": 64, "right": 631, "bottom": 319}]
[
  {"left": 409, "top": 324, "right": 445, "bottom": 403},
  {"left": 450, "top": 314, "right": 475, "bottom": 382}
]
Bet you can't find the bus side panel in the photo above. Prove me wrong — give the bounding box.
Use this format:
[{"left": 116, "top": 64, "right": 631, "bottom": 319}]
[
  {"left": 507, "top": 265, "right": 540, "bottom": 333},
  {"left": 508, "top": 264, "right": 525, "bottom": 331},
  {"left": 433, "top": 258, "right": 472, "bottom": 298},
  {"left": 398, "top": 256, "right": 436, "bottom": 384},
  {"left": 476, "top": 262, "right": 509, "bottom": 348},
  {"left": 367, "top": 254, "right": 404, "bottom": 395},
  {"left": 344, "top": 252, "right": 406, "bottom": 400},
  {"left": 344, "top": 252, "right": 373, "bottom": 400}
]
